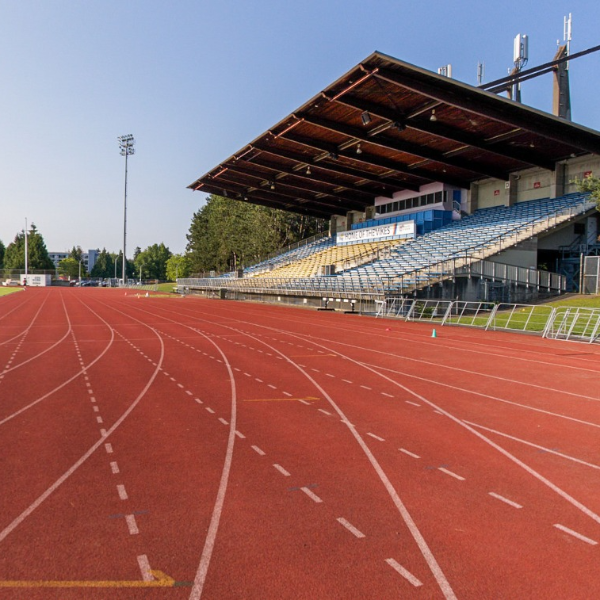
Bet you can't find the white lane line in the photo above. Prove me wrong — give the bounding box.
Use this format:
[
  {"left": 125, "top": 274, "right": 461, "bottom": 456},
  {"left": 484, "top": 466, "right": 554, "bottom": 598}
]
[
  {"left": 406, "top": 400, "right": 421, "bottom": 407},
  {"left": 235, "top": 431, "right": 245, "bottom": 439},
  {"left": 90, "top": 397, "right": 96, "bottom": 403},
  {"left": 301, "top": 487, "right": 323, "bottom": 503},
  {"left": 206, "top": 407, "right": 215, "bottom": 414},
  {"left": 268, "top": 384, "right": 277, "bottom": 390},
  {"left": 100, "top": 429, "right": 107, "bottom": 437},
  {"left": 489, "top": 492, "right": 522, "bottom": 509},
  {"left": 255, "top": 378, "right": 263, "bottom": 383},
  {"left": 299, "top": 399, "right": 311, "bottom": 406},
  {"left": 137, "top": 554, "right": 154, "bottom": 582},
  {"left": 337, "top": 517, "right": 365, "bottom": 538},
  {"left": 438, "top": 467, "right": 465, "bottom": 481},
  {"left": 385, "top": 558, "right": 423, "bottom": 587},
  {"left": 360, "top": 385, "right": 371, "bottom": 390},
  {"left": 381, "top": 392, "right": 394, "bottom": 397},
  {"left": 110, "top": 461, "right": 120, "bottom": 474},
  {"left": 252, "top": 445, "right": 265, "bottom": 456},
  {"left": 243, "top": 372, "right": 251, "bottom": 377},
  {"left": 367, "top": 432, "right": 385, "bottom": 442},
  {"left": 554, "top": 524, "right": 598, "bottom": 545},
  {"left": 186, "top": 390, "right": 193, "bottom": 396},
  {"left": 273, "top": 464, "right": 291, "bottom": 477},
  {"left": 195, "top": 398, "right": 203, "bottom": 405},
  {"left": 326, "top": 373, "right": 335, "bottom": 378},
  {"left": 218, "top": 417, "right": 229, "bottom": 425},
  {"left": 117, "top": 484, "right": 129, "bottom": 500},
  {"left": 399, "top": 448, "right": 420, "bottom": 459},
  {"left": 125, "top": 514, "right": 139, "bottom": 535},
  {"left": 342, "top": 379, "right": 353, "bottom": 384},
  {"left": 104, "top": 443, "right": 113, "bottom": 454},
  {"left": 92, "top": 406, "right": 99, "bottom": 413},
  {"left": 318, "top": 409, "right": 332, "bottom": 416},
  {"left": 177, "top": 383, "right": 184, "bottom": 388},
  {"left": 283, "top": 391, "right": 292, "bottom": 397},
  {"left": 96, "top": 416, "right": 103, "bottom": 424}
]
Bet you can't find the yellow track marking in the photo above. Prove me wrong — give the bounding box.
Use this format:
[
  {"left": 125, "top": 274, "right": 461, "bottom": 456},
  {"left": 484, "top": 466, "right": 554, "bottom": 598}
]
[
  {"left": 243, "top": 396, "right": 320, "bottom": 402},
  {"left": 0, "top": 570, "right": 180, "bottom": 588}
]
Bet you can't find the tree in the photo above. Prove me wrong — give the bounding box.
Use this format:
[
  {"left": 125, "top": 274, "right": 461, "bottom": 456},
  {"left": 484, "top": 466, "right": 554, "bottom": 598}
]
[
  {"left": 166, "top": 254, "right": 191, "bottom": 281},
  {"left": 134, "top": 243, "right": 172, "bottom": 280},
  {"left": 577, "top": 175, "right": 600, "bottom": 209},
  {"left": 186, "top": 195, "right": 325, "bottom": 274},
  {"left": 0, "top": 239, "right": 5, "bottom": 269},
  {"left": 90, "top": 248, "right": 114, "bottom": 279},
  {"left": 69, "top": 246, "right": 83, "bottom": 262},
  {"left": 58, "top": 257, "right": 83, "bottom": 279},
  {"left": 4, "top": 223, "right": 55, "bottom": 270}
]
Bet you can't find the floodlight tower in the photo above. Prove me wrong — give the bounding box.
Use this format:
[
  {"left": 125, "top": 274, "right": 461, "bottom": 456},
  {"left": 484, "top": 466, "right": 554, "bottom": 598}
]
[
  {"left": 118, "top": 134, "right": 135, "bottom": 286},
  {"left": 553, "top": 14, "right": 572, "bottom": 120}
]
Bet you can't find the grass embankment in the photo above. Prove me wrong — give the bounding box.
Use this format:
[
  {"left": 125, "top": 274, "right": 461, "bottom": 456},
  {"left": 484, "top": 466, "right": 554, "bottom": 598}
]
[{"left": 0, "top": 287, "right": 23, "bottom": 297}]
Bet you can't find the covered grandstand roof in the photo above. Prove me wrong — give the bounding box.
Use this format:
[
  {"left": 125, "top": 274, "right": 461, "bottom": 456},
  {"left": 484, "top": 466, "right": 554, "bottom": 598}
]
[{"left": 189, "top": 51, "right": 600, "bottom": 219}]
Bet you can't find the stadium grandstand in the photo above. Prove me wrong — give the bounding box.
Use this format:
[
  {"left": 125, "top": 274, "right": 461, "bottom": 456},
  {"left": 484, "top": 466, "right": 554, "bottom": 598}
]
[{"left": 183, "top": 51, "right": 600, "bottom": 310}]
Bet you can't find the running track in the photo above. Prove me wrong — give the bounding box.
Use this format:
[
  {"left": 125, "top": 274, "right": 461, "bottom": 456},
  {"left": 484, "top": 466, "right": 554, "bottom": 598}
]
[{"left": 1, "top": 288, "right": 600, "bottom": 599}]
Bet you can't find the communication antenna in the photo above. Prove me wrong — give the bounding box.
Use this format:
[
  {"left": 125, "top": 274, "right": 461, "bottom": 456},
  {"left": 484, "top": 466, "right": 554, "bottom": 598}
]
[
  {"left": 509, "top": 33, "right": 529, "bottom": 102},
  {"left": 477, "top": 61, "right": 485, "bottom": 85},
  {"left": 437, "top": 64, "right": 452, "bottom": 78},
  {"left": 564, "top": 13, "right": 572, "bottom": 69}
]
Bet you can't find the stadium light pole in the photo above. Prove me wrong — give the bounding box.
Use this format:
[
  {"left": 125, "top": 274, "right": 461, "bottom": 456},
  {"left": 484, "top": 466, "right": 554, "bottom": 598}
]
[{"left": 118, "top": 134, "right": 135, "bottom": 286}]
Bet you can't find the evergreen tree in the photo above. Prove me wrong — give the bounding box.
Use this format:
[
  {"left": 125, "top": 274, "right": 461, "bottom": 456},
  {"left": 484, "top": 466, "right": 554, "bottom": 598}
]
[
  {"left": 90, "top": 248, "right": 114, "bottom": 278},
  {"left": 186, "top": 195, "right": 325, "bottom": 274},
  {"left": 4, "top": 223, "right": 55, "bottom": 270},
  {"left": 0, "top": 239, "right": 5, "bottom": 269}
]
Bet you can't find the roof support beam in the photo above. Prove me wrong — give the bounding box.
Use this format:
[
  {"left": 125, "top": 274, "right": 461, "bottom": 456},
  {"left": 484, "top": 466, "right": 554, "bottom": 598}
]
[
  {"left": 373, "top": 66, "right": 600, "bottom": 155},
  {"left": 281, "top": 131, "right": 471, "bottom": 189},
  {"left": 222, "top": 163, "right": 370, "bottom": 209},
  {"left": 228, "top": 158, "right": 375, "bottom": 200},
  {"left": 252, "top": 144, "right": 420, "bottom": 192},
  {"left": 198, "top": 182, "right": 333, "bottom": 219},
  {"left": 301, "top": 114, "right": 510, "bottom": 180},
  {"left": 327, "top": 94, "right": 556, "bottom": 171}
]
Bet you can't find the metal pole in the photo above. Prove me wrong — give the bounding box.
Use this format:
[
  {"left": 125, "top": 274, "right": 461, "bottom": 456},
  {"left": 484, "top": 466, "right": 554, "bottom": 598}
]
[
  {"left": 123, "top": 149, "right": 128, "bottom": 286},
  {"left": 24, "top": 218, "right": 29, "bottom": 281}
]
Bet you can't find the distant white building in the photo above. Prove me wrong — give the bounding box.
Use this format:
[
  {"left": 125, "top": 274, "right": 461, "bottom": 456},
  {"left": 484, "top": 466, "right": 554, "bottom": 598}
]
[{"left": 49, "top": 249, "right": 100, "bottom": 274}]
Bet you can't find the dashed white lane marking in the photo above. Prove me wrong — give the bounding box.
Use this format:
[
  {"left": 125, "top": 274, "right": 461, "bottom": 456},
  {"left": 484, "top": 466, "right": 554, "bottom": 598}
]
[
  {"left": 255, "top": 378, "right": 263, "bottom": 383},
  {"left": 385, "top": 558, "right": 423, "bottom": 587},
  {"left": 218, "top": 417, "right": 229, "bottom": 425},
  {"left": 96, "top": 416, "right": 103, "bottom": 424},
  {"left": 100, "top": 429, "right": 107, "bottom": 437},
  {"left": 367, "top": 433, "right": 385, "bottom": 442},
  {"left": 117, "top": 484, "right": 129, "bottom": 500},
  {"left": 273, "top": 464, "right": 291, "bottom": 477},
  {"left": 299, "top": 399, "right": 311, "bottom": 406},
  {"left": 326, "top": 373, "right": 335, "bottom": 378},
  {"left": 93, "top": 406, "right": 99, "bottom": 413},
  {"left": 554, "top": 524, "right": 598, "bottom": 545},
  {"left": 283, "top": 391, "right": 292, "bottom": 397},
  {"left": 337, "top": 517, "right": 365, "bottom": 538},
  {"left": 90, "top": 397, "right": 96, "bottom": 403},
  {"left": 235, "top": 431, "right": 245, "bottom": 439},
  {"left": 206, "top": 407, "right": 215, "bottom": 414},
  {"left": 104, "top": 443, "right": 113, "bottom": 454},
  {"left": 318, "top": 409, "right": 332, "bottom": 416},
  {"left": 177, "top": 382, "right": 184, "bottom": 388},
  {"left": 186, "top": 390, "right": 193, "bottom": 396},
  {"left": 438, "top": 467, "right": 465, "bottom": 481},
  {"left": 195, "top": 398, "right": 203, "bottom": 405},
  {"left": 137, "top": 554, "right": 154, "bottom": 582},
  {"left": 125, "top": 514, "right": 139, "bottom": 535},
  {"left": 110, "top": 461, "right": 120, "bottom": 474},
  {"left": 342, "top": 379, "right": 353, "bottom": 384},
  {"left": 360, "top": 385, "right": 372, "bottom": 390},
  {"left": 406, "top": 401, "right": 421, "bottom": 407},
  {"left": 301, "top": 487, "right": 323, "bottom": 503},
  {"left": 399, "top": 448, "right": 420, "bottom": 459},
  {"left": 244, "top": 372, "right": 251, "bottom": 377},
  {"left": 267, "top": 384, "right": 277, "bottom": 390},
  {"left": 489, "top": 492, "right": 522, "bottom": 509},
  {"left": 252, "top": 445, "right": 265, "bottom": 456},
  {"left": 381, "top": 392, "right": 394, "bottom": 397}
]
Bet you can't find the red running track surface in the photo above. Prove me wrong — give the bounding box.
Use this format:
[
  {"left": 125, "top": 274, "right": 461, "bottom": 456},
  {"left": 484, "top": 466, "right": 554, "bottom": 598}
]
[{"left": 1, "top": 287, "right": 600, "bottom": 599}]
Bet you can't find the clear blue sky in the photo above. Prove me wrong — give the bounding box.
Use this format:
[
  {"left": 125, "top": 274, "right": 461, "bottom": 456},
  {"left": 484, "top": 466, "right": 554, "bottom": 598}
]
[{"left": 1, "top": 0, "right": 598, "bottom": 255}]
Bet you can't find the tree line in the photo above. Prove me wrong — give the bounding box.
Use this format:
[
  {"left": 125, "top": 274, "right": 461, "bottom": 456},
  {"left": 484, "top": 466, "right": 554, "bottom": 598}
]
[{"left": 0, "top": 196, "right": 327, "bottom": 281}]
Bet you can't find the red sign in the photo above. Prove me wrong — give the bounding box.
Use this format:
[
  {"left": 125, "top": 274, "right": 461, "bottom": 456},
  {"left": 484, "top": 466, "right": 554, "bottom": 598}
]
[
  {"left": 493, "top": 189, "right": 500, "bottom": 196},
  {"left": 584, "top": 171, "right": 593, "bottom": 178},
  {"left": 533, "top": 181, "right": 541, "bottom": 189}
]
